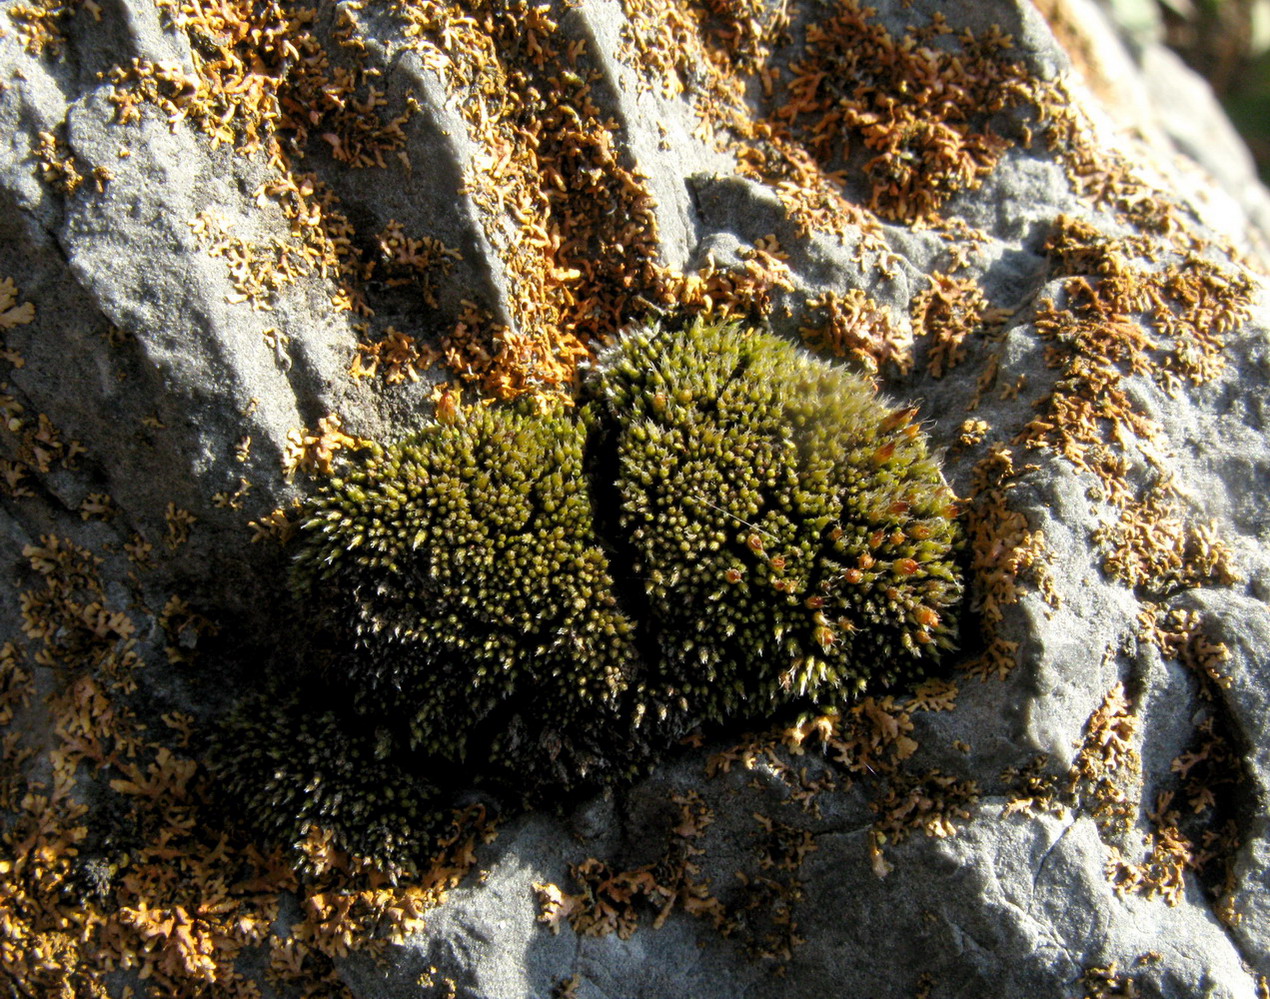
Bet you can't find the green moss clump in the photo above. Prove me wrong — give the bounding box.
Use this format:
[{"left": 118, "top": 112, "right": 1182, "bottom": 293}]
[
  {"left": 597, "top": 320, "right": 963, "bottom": 723},
  {"left": 292, "top": 403, "right": 642, "bottom": 794},
  {"left": 226, "top": 318, "right": 964, "bottom": 868}
]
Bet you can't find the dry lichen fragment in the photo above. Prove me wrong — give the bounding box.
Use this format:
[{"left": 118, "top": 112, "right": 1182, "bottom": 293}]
[
  {"left": 163, "top": 503, "right": 197, "bottom": 550},
  {"left": 1014, "top": 214, "right": 1256, "bottom": 603},
  {"left": 6, "top": 0, "right": 93, "bottom": 56},
  {"left": 282, "top": 413, "right": 374, "bottom": 480},
  {"left": 352, "top": 326, "right": 438, "bottom": 384},
  {"left": 1069, "top": 681, "right": 1140, "bottom": 838},
  {"left": 32, "top": 130, "right": 86, "bottom": 194},
  {"left": 870, "top": 769, "right": 979, "bottom": 844},
  {"left": 772, "top": 5, "right": 1035, "bottom": 222},
  {"left": 533, "top": 790, "right": 724, "bottom": 940},
  {"left": 0, "top": 278, "right": 36, "bottom": 331},
  {"left": 247, "top": 503, "right": 298, "bottom": 544},
  {"left": 960, "top": 443, "right": 1058, "bottom": 679},
  {"left": 1121, "top": 609, "right": 1245, "bottom": 913},
  {"left": 910, "top": 272, "right": 1008, "bottom": 379},
  {"left": 800, "top": 287, "right": 910, "bottom": 375},
  {"left": 19, "top": 536, "right": 138, "bottom": 672}
]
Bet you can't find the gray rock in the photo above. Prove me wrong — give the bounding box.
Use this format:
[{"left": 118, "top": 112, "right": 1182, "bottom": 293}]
[{"left": 2, "top": 0, "right": 1270, "bottom": 997}]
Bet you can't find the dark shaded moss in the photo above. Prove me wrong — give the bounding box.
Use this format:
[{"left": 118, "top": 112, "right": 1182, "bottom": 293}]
[
  {"left": 210, "top": 687, "right": 448, "bottom": 876},
  {"left": 292, "top": 403, "right": 643, "bottom": 795}
]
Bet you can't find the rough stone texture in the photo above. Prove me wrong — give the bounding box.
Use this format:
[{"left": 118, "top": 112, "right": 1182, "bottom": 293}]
[{"left": 2, "top": 0, "right": 1270, "bottom": 997}]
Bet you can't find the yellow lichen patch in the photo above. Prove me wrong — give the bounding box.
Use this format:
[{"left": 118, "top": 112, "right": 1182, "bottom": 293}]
[
  {"left": 31, "top": 130, "right": 75, "bottom": 193},
  {"left": 0, "top": 278, "right": 33, "bottom": 371},
  {"left": 1139, "top": 607, "right": 1233, "bottom": 693},
  {"left": 123, "top": 533, "right": 154, "bottom": 568},
  {"left": 375, "top": 220, "right": 462, "bottom": 308},
  {"left": 391, "top": 0, "right": 669, "bottom": 397},
  {"left": 535, "top": 781, "right": 812, "bottom": 969},
  {"left": 247, "top": 502, "right": 300, "bottom": 545},
  {"left": 78, "top": 492, "right": 117, "bottom": 522},
  {"left": 658, "top": 249, "right": 795, "bottom": 325},
  {"left": 211, "top": 476, "right": 252, "bottom": 511},
  {"left": 282, "top": 414, "right": 375, "bottom": 480},
  {"left": 1013, "top": 213, "right": 1257, "bottom": 600},
  {"left": 534, "top": 791, "right": 724, "bottom": 940},
  {"left": 363, "top": 0, "right": 1051, "bottom": 394},
  {"left": 1077, "top": 962, "right": 1147, "bottom": 999},
  {"left": 1107, "top": 792, "right": 1191, "bottom": 907},
  {"left": 108, "top": 1, "right": 378, "bottom": 313},
  {"left": 0, "top": 278, "right": 36, "bottom": 332},
  {"left": 800, "top": 287, "right": 910, "bottom": 374},
  {"left": 96, "top": 0, "right": 1055, "bottom": 402},
  {"left": 1068, "top": 681, "right": 1140, "bottom": 838},
  {"left": 1095, "top": 490, "right": 1237, "bottom": 596},
  {"left": 908, "top": 677, "right": 958, "bottom": 714},
  {"left": 706, "top": 691, "right": 978, "bottom": 881},
  {"left": 1122, "top": 608, "right": 1244, "bottom": 915},
  {"left": 351, "top": 326, "right": 438, "bottom": 384},
  {"left": 999, "top": 754, "right": 1064, "bottom": 819},
  {"left": 5, "top": 0, "right": 96, "bottom": 56},
  {"left": 188, "top": 205, "right": 361, "bottom": 313}
]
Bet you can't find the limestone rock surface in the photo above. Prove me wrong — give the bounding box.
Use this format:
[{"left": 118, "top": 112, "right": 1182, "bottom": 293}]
[{"left": 2, "top": 0, "right": 1270, "bottom": 997}]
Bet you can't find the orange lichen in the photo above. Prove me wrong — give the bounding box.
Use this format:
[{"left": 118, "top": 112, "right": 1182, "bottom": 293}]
[
  {"left": 5, "top": 0, "right": 98, "bottom": 56},
  {"left": 534, "top": 791, "right": 724, "bottom": 940},
  {"left": 351, "top": 326, "right": 438, "bottom": 384},
  {"left": 32, "top": 129, "right": 88, "bottom": 194},
  {"left": 282, "top": 414, "right": 374, "bottom": 480},
  {"left": 1069, "top": 681, "right": 1140, "bottom": 837},
  {"left": 247, "top": 504, "right": 300, "bottom": 545},
  {"left": 773, "top": 6, "right": 1034, "bottom": 222},
  {"left": 910, "top": 272, "right": 1007, "bottom": 379},
  {"left": 800, "top": 287, "right": 910, "bottom": 374}
]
